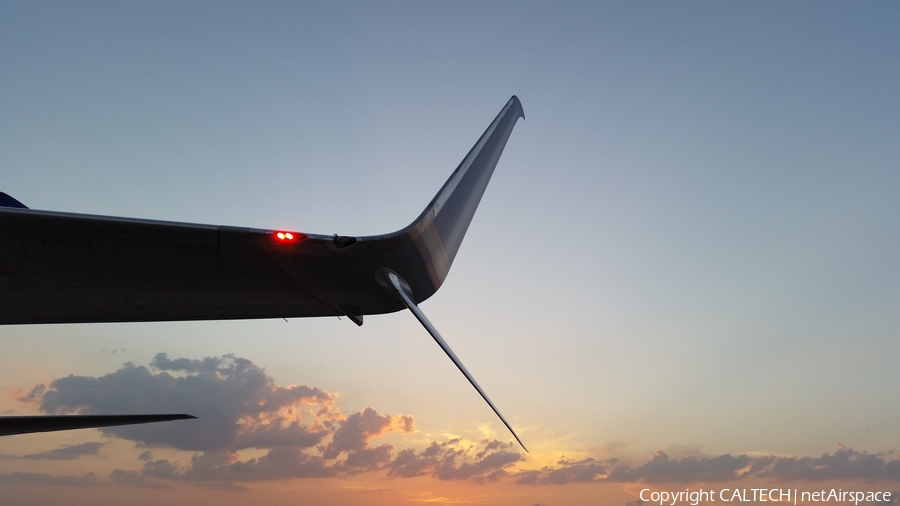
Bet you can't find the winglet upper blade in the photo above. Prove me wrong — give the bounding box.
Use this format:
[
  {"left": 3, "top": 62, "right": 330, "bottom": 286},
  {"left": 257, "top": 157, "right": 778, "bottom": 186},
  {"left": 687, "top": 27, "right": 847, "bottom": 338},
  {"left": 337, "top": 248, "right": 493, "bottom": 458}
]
[{"left": 401, "top": 96, "right": 525, "bottom": 297}]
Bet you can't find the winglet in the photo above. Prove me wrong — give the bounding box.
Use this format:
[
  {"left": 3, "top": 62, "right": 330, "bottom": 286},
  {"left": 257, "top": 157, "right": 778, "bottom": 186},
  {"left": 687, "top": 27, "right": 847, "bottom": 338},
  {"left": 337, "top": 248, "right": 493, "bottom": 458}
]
[{"left": 402, "top": 96, "right": 524, "bottom": 295}]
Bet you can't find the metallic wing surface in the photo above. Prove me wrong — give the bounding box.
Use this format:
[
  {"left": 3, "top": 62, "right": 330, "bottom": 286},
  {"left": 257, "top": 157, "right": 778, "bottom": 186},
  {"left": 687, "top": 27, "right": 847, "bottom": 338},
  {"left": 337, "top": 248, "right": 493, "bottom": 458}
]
[{"left": 0, "top": 96, "right": 526, "bottom": 447}]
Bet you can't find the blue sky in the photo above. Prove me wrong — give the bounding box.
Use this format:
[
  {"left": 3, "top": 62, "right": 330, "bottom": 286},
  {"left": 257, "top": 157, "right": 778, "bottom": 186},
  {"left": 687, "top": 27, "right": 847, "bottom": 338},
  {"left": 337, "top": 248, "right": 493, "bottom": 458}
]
[{"left": 1, "top": 2, "right": 898, "bottom": 504}]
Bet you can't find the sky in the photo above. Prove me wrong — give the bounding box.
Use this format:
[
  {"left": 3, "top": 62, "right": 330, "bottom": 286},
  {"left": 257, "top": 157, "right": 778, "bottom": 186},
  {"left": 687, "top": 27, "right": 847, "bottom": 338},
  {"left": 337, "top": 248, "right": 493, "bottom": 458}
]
[{"left": 1, "top": 1, "right": 898, "bottom": 505}]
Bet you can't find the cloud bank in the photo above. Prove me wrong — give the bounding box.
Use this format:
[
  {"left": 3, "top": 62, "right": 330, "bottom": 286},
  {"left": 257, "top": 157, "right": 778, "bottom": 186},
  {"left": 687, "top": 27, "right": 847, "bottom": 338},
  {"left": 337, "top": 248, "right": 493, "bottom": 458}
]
[
  {"left": 15, "top": 353, "right": 519, "bottom": 488},
  {"left": 23, "top": 353, "right": 335, "bottom": 452},
  {"left": 12, "top": 353, "right": 900, "bottom": 490},
  {"left": 388, "top": 439, "right": 524, "bottom": 482},
  {"left": 513, "top": 447, "right": 900, "bottom": 485}
]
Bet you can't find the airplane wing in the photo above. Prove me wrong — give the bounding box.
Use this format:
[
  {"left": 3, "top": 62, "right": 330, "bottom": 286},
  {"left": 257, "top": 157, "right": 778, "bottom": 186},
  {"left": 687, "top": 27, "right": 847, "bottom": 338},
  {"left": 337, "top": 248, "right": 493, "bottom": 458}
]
[
  {"left": 0, "top": 414, "right": 196, "bottom": 436},
  {"left": 0, "top": 96, "right": 526, "bottom": 448}
]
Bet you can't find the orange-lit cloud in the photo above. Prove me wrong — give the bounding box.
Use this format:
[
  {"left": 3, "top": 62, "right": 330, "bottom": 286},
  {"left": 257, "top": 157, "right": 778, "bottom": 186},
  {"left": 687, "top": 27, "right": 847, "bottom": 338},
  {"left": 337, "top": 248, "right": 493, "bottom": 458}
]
[{"left": 389, "top": 439, "right": 523, "bottom": 482}]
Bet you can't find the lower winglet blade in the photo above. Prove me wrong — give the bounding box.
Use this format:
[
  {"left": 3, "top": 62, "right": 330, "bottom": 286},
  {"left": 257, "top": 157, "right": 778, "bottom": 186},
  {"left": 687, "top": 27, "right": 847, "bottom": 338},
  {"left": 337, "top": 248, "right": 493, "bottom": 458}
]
[
  {"left": 0, "top": 414, "right": 197, "bottom": 436},
  {"left": 376, "top": 268, "right": 527, "bottom": 452}
]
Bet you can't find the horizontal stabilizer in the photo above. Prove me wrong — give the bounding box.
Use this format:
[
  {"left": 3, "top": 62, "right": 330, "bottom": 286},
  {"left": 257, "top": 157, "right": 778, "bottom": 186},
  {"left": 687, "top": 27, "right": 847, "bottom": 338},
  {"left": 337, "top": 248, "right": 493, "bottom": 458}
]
[{"left": 0, "top": 414, "right": 196, "bottom": 436}]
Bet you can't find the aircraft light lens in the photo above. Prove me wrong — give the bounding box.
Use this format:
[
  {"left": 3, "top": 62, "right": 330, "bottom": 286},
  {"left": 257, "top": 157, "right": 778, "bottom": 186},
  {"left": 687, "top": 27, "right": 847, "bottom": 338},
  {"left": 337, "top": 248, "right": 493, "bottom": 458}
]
[{"left": 273, "top": 231, "right": 307, "bottom": 243}]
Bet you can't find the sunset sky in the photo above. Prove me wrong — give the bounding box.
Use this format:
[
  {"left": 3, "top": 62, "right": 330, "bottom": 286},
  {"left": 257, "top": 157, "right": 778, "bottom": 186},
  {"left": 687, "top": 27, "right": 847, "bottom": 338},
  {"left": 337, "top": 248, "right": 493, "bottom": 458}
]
[{"left": 1, "top": 2, "right": 898, "bottom": 505}]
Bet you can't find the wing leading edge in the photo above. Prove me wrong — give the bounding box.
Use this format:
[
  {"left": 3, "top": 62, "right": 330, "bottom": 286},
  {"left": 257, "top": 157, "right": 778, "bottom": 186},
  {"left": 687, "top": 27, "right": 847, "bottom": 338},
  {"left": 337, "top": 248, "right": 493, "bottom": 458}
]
[{"left": 0, "top": 96, "right": 526, "bottom": 448}]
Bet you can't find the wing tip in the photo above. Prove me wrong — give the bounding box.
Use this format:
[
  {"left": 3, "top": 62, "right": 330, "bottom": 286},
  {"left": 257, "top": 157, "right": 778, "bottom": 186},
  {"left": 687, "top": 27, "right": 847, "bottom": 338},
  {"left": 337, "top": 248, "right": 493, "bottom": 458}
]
[
  {"left": 513, "top": 433, "right": 529, "bottom": 453},
  {"left": 509, "top": 95, "right": 525, "bottom": 120}
]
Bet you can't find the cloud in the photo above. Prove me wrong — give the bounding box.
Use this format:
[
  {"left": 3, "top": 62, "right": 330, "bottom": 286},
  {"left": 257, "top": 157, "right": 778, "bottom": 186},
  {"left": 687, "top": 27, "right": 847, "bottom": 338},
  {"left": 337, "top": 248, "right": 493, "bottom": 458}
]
[
  {"left": 131, "top": 409, "right": 417, "bottom": 484},
  {"left": 516, "top": 445, "right": 900, "bottom": 485},
  {"left": 605, "top": 450, "right": 752, "bottom": 483},
  {"left": 325, "top": 407, "right": 414, "bottom": 458},
  {"left": 0, "top": 472, "right": 99, "bottom": 486},
  {"left": 135, "top": 447, "right": 336, "bottom": 482},
  {"left": 757, "top": 446, "right": 900, "bottom": 482},
  {"left": 514, "top": 456, "right": 612, "bottom": 485},
  {"left": 0, "top": 442, "right": 106, "bottom": 461},
  {"left": 18, "top": 353, "right": 900, "bottom": 490},
  {"left": 20, "top": 442, "right": 106, "bottom": 460},
  {"left": 324, "top": 406, "right": 414, "bottom": 473},
  {"left": 388, "top": 439, "right": 524, "bottom": 482},
  {"left": 21, "top": 353, "right": 419, "bottom": 487},
  {"left": 24, "top": 353, "right": 336, "bottom": 452},
  {"left": 108, "top": 469, "right": 171, "bottom": 489}
]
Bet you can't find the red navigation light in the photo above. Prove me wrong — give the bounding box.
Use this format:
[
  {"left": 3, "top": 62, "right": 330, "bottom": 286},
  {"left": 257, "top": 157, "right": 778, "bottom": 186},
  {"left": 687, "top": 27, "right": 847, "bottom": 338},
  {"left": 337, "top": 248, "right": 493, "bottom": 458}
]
[{"left": 274, "top": 231, "right": 306, "bottom": 243}]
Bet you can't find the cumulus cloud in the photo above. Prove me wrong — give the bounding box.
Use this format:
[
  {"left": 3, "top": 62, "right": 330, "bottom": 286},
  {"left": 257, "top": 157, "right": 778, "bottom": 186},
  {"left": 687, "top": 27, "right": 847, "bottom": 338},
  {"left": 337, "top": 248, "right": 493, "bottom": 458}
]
[
  {"left": 19, "top": 353, "right": 417, "bottom": 488},
  {"left": 388, "top": 438, "right": 524, "bottom": 482},
  {"left": 324, "top": 407, "right": 414, "bottom": 472},
  {"left": 23, "top": 353, "right": 335, "bottom": 452}
]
